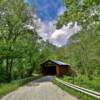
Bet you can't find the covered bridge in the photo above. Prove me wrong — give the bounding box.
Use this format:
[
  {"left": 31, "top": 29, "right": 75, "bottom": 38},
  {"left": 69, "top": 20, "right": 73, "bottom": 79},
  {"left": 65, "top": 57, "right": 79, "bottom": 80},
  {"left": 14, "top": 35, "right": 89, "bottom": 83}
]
[{"left": 41, "top": 60, "right": 72, "bottom": 76}]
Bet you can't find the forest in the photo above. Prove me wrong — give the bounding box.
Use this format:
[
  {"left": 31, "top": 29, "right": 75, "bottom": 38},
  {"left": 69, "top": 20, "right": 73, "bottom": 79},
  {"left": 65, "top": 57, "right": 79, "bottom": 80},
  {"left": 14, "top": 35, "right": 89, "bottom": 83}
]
[{"left": 0, "top": 0, "right": 100, "bottom": 95}]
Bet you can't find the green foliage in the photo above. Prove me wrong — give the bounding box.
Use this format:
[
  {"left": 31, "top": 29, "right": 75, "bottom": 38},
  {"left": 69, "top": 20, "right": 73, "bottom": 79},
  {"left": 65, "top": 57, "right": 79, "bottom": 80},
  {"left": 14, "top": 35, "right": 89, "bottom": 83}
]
[
  {"left": 0, "top": 0, "right": 58, "bottom": 83},
  {"left": 53, "top": 78, "right": 96, "bottom": 100},
  {"left": 0, "top": 1, "right": 100, "bottom": 97},
  {"left": 0, "top": 76, "right": 40, "bottom": 98},
  {"left": 0, "top": 0, "right": 40, "bottom": 82},
  {"left": 61, "top": 75, "right": 100, "bottom": 92},
  {"left": 55, "top": 0, "right": 100, "bottom": 79}
]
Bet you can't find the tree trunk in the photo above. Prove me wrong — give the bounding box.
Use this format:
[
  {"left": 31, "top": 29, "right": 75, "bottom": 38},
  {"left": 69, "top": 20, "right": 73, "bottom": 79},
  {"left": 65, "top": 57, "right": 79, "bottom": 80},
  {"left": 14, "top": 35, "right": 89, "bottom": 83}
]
[
  {"left": 9, "top": 58, "right": 14, "bottom": 80},
  {"left": 6, "top": 58, "right": 14, "bottom": 82}
]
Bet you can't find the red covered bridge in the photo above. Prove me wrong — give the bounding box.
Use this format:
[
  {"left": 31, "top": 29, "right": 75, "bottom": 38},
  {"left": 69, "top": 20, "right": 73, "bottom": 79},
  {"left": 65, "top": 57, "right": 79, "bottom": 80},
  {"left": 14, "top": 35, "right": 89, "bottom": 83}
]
[{"left": 41, "top": 60, "right": 72, "bottom": 76}]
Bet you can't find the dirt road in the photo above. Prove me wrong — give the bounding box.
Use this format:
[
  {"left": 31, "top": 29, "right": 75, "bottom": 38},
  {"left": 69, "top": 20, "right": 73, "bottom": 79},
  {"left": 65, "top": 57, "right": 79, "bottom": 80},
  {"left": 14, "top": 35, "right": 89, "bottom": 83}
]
[{"left": 1, "top": 76, "right": 78, "bottom": 100}]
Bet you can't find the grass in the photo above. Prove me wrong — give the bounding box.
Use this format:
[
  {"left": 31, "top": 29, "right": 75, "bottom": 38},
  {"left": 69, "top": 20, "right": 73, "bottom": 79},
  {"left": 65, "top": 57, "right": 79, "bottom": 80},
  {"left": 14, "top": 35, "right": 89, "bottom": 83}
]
[
  {"left": 52, "top": 77, "right": 98, "bottom": 100},
  {"left": 60, "top": 75, "right": 100, "bottom": 92},
  {"left": 0, "top": 75, "right": 41, "bottom": 98}
]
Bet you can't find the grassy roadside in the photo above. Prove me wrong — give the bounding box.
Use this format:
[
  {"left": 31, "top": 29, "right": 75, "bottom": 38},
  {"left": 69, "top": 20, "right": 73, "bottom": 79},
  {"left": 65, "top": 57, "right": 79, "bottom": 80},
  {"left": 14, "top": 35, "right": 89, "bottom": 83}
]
[
  {"left": 0, "top": 75, "right": 41, "bottom": 98},
  {"left": 60, "top": 75, "right": 100, "bottom": 92},
  {"left": 52, "top": 77, "right": 98, "bottom": 100}
]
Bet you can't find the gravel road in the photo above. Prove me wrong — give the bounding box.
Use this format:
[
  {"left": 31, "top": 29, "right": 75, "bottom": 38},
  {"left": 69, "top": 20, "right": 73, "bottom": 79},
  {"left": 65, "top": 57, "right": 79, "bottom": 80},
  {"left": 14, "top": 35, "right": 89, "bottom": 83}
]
[{"left": 1, "top": 76, "right": 78, "bottom": 100}]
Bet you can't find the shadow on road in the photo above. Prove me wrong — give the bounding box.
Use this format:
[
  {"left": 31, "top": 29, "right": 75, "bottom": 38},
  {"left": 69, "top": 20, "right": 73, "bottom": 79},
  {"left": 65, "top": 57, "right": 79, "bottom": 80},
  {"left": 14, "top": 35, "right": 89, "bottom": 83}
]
[{"left": 27, "top": 76, "right": 53, "bottom": 87}]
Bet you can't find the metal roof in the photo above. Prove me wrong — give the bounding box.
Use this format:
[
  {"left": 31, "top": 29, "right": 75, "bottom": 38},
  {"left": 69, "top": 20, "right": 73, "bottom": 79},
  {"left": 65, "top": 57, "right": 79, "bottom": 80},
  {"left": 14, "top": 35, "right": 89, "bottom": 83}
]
[
  {"left": 41, "top": 60, "right": 70, "bottom": 66},
  {"left": 52, "top": 60, "right": 68, "bottom": 65}
]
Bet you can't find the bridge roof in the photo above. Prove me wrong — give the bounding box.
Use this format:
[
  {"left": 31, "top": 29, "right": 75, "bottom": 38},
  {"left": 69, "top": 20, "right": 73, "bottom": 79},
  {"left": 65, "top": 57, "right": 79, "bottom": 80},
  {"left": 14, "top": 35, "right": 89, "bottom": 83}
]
[{"left": 41, "top": 60, "right": 70, "bottom": 66}]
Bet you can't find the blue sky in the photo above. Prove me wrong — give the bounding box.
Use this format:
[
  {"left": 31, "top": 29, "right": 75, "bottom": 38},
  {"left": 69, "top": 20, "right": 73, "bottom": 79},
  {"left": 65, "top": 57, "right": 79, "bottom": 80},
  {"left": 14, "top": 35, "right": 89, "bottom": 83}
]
[
  {"left": 27, "top": 0, "right": 80, "bottom": 47},
  {"left": 28, "top": 0, "right": 64, "bottom": 22}
]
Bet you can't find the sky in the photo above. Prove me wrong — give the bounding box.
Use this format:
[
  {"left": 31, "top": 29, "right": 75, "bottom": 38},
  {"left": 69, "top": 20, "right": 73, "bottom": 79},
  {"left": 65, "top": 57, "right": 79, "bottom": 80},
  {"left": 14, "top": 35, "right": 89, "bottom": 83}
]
[{"left": 27, "top": 0, "right": 80, "bottom": 47}]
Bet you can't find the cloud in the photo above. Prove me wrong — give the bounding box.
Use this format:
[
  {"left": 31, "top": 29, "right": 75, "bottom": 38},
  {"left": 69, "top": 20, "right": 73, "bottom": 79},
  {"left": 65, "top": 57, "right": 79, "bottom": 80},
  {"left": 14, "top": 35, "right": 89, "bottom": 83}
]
[
  {"left": 37, "top": 20, "right": 56, "bottom": 41},
  {"left": 26, "top": 0, "right": 80, "bottom": 47},
  {"left": 49, "top": 22, "right": 81, "bottom": 47},
  {"left": 36, "top": 19, "right": 81, "bottom": 47}
]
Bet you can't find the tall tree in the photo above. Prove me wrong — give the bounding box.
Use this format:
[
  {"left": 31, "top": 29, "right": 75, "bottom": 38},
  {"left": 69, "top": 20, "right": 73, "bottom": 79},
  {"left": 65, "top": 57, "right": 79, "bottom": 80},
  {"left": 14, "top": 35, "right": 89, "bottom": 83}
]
[
  {"left": 0, "top": 0, "right": 39, "bottom": 82},
  {"left": 56, "top": 0, "right": 100, "bottom": 79}
]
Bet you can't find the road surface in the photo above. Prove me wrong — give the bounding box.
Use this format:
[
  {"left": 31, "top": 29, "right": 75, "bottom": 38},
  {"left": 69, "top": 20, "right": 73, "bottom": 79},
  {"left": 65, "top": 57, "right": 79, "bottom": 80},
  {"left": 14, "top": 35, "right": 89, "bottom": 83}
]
[{"left": 1, "top": 76, "right": 78, "bottom": 100}]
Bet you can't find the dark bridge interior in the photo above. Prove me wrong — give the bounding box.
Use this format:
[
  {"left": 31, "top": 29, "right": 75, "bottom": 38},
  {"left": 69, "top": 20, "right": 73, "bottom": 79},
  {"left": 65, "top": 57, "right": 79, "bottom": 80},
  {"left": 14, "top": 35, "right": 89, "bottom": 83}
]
[
  {"left": 41, "top": 60, "right": 71, "bottom": 76},
  {"left": 42, "top": 66, "right": 56, "bottom": 75}
]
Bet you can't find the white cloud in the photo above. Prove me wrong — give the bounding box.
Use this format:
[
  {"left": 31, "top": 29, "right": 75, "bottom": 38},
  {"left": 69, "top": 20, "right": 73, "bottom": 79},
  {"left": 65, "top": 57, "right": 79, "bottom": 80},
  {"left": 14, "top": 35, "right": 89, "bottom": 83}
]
[
  {"left": 36, "top": 19, "right": 81, "bottom": 47},
  {"left": 26, "top": 19, "right": 81, "bottom": 47},
  {"left": 49, "top": 22, "right": 81, "bottom": 47},
  {"left": 37, "top": 20, "right": 56, "bottom": 41},
  {"left": 35, "top": 6, "right": 81, "bottom": 47}
]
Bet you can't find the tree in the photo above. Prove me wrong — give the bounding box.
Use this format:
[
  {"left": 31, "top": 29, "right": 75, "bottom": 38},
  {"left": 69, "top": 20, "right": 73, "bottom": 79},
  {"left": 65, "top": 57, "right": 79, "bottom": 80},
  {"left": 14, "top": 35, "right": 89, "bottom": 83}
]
[
  {"left": 56, "top": 0, "right": 100, "bottom": 79},
  {"left": 0, "top": 0, "right": 39, "bottom": 82}
]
